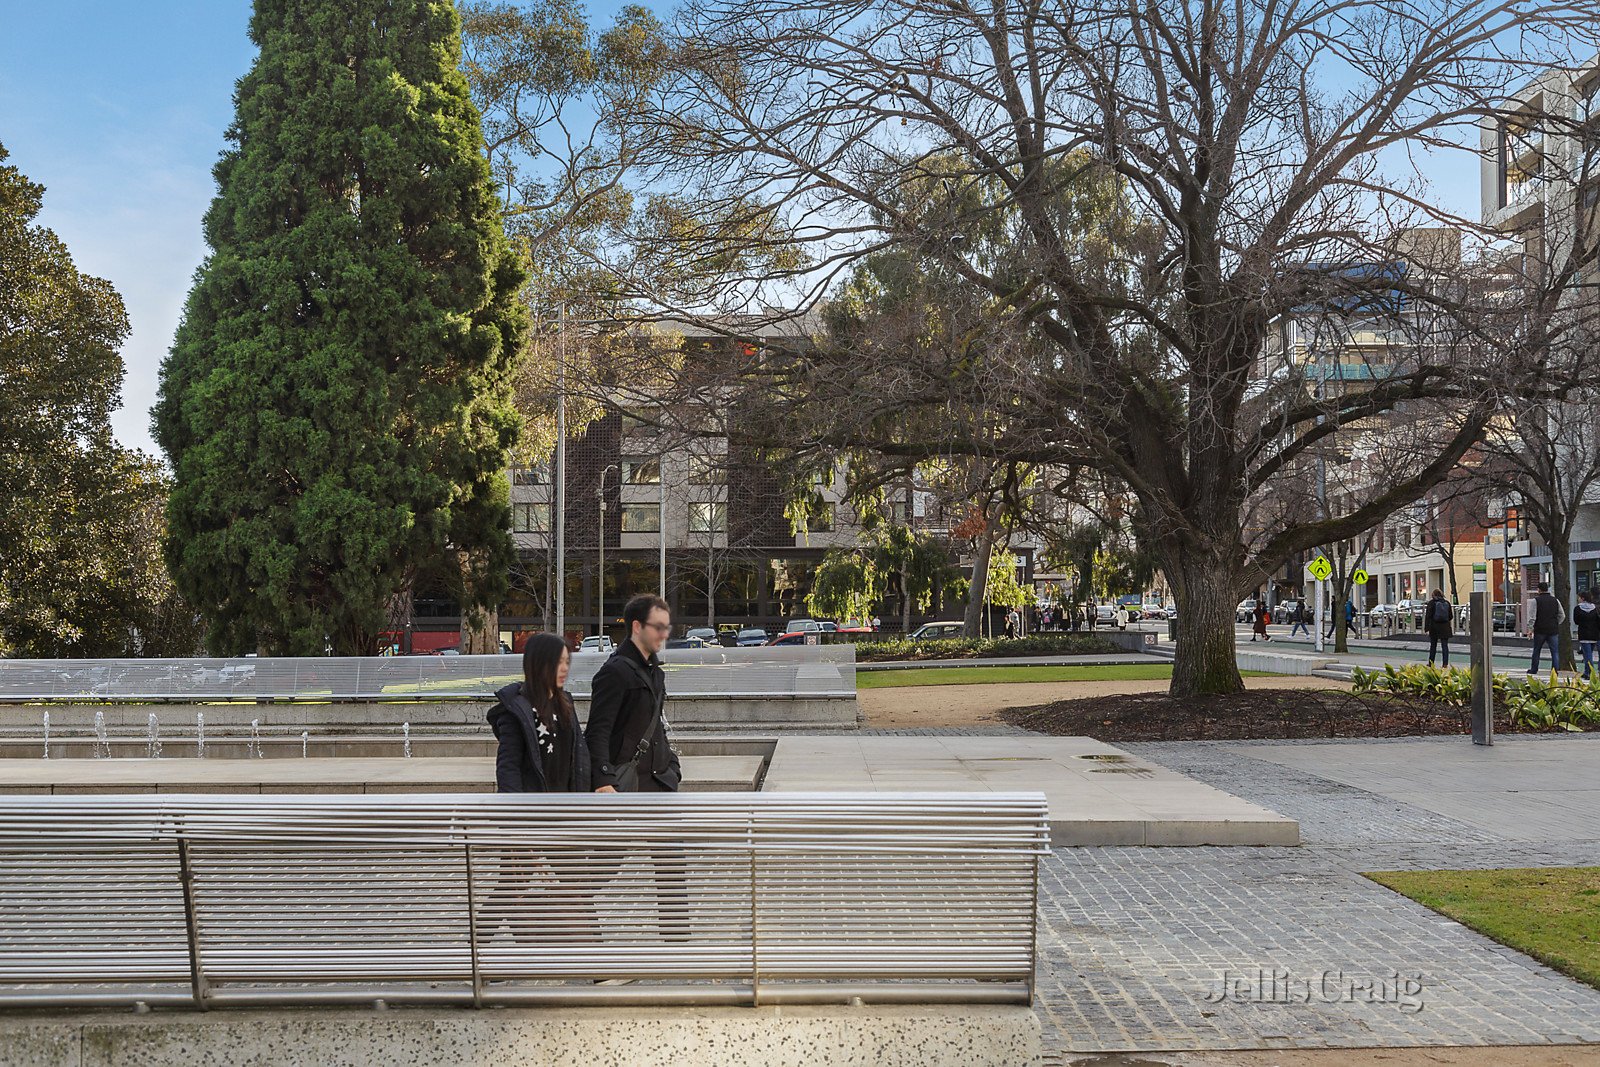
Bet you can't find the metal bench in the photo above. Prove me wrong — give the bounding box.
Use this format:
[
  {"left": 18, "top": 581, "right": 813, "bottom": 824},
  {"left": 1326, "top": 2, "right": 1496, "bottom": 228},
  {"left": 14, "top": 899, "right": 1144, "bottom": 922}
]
[{"left": 0, "top": 792, "right": 1046, "bottom": 1009}]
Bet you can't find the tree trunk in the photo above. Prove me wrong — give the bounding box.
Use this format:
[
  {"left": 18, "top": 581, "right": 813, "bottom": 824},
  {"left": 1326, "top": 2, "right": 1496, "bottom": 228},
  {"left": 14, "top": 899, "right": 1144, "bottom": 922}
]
[
  {"left": 963, "top": 522, "right": 995, "bottom": 637},
  {"left": 901, "top": 561, "right": 912, "bottom": 634},
  {"left": 1333, "top": 561, "right": 1349, "bottom": 655},
  {"left": 1551, "top": 533, "right": 1574, "bottom": 671},
  {"left": 1169, "top": 557, "right": 1245, "bottom": 697},
  {"left": 459, "top": 549, "right": 499, "bottom": 655}
]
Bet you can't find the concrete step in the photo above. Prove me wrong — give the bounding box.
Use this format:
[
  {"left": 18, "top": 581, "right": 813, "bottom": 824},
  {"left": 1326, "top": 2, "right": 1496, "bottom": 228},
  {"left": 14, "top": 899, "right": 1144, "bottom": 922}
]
[{"left": 0, "top": 755, "right": 767, "bottom": 795}]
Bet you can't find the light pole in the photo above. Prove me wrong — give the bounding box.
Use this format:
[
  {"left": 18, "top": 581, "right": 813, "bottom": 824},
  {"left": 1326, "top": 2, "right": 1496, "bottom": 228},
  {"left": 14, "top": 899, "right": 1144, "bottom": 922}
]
[
  {"left": 598, "top": 462, "right": 620, "bottom": 639},
  {"left": 555, "top": 305, "right": 567, "bottom": 643},
  {"left": 659, "top": 448, "right": 667, "bottom": 599}
]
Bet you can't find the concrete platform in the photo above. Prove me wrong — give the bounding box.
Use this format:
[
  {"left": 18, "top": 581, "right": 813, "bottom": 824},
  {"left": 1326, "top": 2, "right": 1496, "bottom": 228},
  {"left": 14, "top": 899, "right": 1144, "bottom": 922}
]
[
  {"left": 0, "top": 755, "right": 765, "bottom": 794},
  {"left": 1236, "top": 733, "right": 1600, "bottom": 842},
  {"left": 0, "top": 1005, "right": 1041, "bottom": 1067},
  {"left": 762, "top": 735, "right": 1299, "bottom": 847}
]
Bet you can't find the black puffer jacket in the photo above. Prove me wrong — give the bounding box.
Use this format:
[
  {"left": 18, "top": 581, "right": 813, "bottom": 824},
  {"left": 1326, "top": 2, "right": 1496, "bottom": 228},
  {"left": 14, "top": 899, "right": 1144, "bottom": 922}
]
[
  {"left": 1575, "top": 602, "right": 1600, "bottom": 643},
  {"left": 585, "top": 640, "right": 682, "bottom": 792},
  {"left": 487, "top": 681, "right": 590, "bottom": 793}
]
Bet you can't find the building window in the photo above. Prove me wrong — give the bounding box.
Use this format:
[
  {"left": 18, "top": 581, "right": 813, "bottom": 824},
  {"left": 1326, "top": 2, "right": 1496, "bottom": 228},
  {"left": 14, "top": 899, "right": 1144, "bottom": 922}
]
[
  {"left": 889, "top": 499, "right": 910, "bottom": 526},
  {"left": 689, "top": 453, "right": 726, "bottom": 485},
  {"left": 689, "top": 501, "right": 727, "bottom": 534},
  {"left": 810, "top": 502, "right": 834, "bottom": 533},
  {"left": 622, "top": 457, "right": 660, "bottom": 485},
  {"left": 512, "top": 502, "right": 550, "bottom": 533},
  {"left": 620, "top": 410, "right": 661, "bottom": 437},
  {"left": 511, "top": 464, "right": 549, "bottom": 485},
  {"left": 621, "top": 503, "right": 660, "bottom": 533}
]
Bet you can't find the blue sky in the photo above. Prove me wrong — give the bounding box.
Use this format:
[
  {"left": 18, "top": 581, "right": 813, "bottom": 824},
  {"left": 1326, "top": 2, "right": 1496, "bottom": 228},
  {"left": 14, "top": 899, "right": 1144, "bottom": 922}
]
[{"left": 2, "top": 2, "right": 1488, "bottom": 458}]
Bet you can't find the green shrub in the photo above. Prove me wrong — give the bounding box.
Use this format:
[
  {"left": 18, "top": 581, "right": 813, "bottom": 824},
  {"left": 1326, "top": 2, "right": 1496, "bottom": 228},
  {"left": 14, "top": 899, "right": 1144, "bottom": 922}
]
[
  {"left": 852, "top": 633, "right": 1122, "bottom": 662},
  {"left": 1506, "top": 675, "right": 1600, "bottom": 731}
]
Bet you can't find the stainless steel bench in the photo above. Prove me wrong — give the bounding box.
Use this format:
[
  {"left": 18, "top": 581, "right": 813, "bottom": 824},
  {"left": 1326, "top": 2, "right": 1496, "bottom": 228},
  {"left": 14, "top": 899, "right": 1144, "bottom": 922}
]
[{"left": 0, "top": 792, "right": 1046, "bottom": 1009}]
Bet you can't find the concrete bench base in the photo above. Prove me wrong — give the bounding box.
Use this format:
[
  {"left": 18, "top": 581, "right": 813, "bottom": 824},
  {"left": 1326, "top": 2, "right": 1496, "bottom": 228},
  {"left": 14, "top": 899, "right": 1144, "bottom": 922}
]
[{"left": 0, "top": 1005, "right": 1041, "bottom": 1067}]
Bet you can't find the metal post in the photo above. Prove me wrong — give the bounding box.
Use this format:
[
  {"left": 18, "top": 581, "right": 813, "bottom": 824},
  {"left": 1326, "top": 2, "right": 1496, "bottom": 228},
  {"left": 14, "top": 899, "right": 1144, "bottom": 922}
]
[
  {"left": 1471, "top": 567, "right": 1494, "bottom": 746},
  {"left": 177, "top": 839, "right": 209, "bottom": 1009},
  {"left": 659, "top": 451, "right": 667, "bottom": 599},
  {"left": 555, "top": 305, "right": 567, "bottom": 643},
  {"left": 464, "top": 843, "right": 483, "bottom": 1008},
  {"left": 598, "top": 463, "right": 619, "bottom": 639}
]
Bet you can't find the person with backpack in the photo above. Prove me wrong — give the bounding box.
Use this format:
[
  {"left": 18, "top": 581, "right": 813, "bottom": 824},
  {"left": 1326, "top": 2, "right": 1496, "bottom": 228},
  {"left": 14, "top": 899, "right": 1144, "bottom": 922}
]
[
  {"left": 1574, "top": 588, "right": 1600, "bottom": 681},
  {"left": 1526, "top": 580, "right": 1565, "bottom": 675},
  {"left": 1424, "top": 588, "right": 1454, "bottom": 667}
]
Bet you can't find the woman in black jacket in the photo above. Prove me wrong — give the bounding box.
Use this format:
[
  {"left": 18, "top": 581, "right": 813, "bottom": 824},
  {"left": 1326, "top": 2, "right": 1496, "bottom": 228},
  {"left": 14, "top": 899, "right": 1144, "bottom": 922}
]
[
  {"left": 486, "top": 633, "right": 596, "bottom": 945},
  {"left": 488, "top": 633, "right": 590, "bottom": 793}
]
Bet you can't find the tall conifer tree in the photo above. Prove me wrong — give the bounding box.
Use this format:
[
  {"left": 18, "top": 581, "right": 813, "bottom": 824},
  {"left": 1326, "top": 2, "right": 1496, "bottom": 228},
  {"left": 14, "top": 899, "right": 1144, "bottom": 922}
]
[{"left": 156, "top": 0, "right": 526, "bottom": 654}]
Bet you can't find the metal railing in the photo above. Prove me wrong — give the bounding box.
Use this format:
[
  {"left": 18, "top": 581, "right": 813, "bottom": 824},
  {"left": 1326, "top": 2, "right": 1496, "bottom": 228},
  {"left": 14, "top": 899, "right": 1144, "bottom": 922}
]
[
  {"left": 0, "top": 647, "right": 856, "bottom": 703},
  {"left": 0, "top": 792, "right": 1046, "bottom": 1009}
]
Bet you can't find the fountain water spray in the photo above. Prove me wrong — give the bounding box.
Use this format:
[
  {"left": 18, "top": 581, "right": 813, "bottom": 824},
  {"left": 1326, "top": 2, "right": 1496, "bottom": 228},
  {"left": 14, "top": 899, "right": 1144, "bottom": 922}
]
[
  {"left": 93, "top": 711, "right": 110, "bottom": 759},
  {"left": 402, "top": 722, "right": 411, "bottom": 758},
  {"left": 196, "top": 712, "right": 206, "bottom": 758},
  {"left": 247, "top": 719, "right": 262, "bottom": 759},
  {"left": 42, "top": 711, "right": 49, "bottom": 759},
  {"left": 301, "top": 731, "right": 309, "bottom": 758},
  {"left": 147, "top": 713, "right": 162, "bottom": 759}
]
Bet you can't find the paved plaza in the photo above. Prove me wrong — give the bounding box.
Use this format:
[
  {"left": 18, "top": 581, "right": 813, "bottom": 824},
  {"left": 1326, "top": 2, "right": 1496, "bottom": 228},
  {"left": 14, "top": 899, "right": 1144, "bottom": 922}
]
[{"left": 1034, "top": 733, "right": 1600, "bottom": 1062}]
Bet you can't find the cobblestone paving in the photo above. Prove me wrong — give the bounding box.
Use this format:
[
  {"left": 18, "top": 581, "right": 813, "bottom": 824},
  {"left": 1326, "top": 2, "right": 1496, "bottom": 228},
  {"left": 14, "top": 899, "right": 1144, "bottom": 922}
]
[{"left": 1034, "top": 735, "right": 1600, "bottom": 1060}]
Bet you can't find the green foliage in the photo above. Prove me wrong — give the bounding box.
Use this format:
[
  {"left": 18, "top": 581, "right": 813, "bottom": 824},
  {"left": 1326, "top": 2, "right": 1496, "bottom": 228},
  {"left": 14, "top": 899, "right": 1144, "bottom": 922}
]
[
  {"left": 1350, "top": 663, "right": 1600, "bottom": 731},
  {"left": 806, "top": 548, "right": 883, "bottom": 623},
  {"left": 1506, "top": 675, "right": 1600, "bottom": 732},
  {"left": 850, "top": 633, "right": 1122, "bottom": 662},
  {"left": 0, "top": 143, "right": 204, "bottom": 657},
  {"left": 155, "top": 0, "right": 528, "bottom": 655}
]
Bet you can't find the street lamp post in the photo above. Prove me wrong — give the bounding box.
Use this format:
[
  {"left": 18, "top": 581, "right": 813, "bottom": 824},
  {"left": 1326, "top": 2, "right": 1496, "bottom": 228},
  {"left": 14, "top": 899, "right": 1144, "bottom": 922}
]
[{"left": 598, "top": 463, "right": 620, "bottom": 639}]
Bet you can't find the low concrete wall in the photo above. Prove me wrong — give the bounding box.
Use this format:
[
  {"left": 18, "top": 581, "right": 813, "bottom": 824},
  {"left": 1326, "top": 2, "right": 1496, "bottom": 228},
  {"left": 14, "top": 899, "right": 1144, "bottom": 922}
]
[
  {"left": 0, "top": 695, "right": 860, "bottom": 740},
  {"left": 0, "top": 1005, "right": 1041, "bottom": 1067},
  {"left": 1234, "top": 650, "right": 1335, "bottom": 676}
]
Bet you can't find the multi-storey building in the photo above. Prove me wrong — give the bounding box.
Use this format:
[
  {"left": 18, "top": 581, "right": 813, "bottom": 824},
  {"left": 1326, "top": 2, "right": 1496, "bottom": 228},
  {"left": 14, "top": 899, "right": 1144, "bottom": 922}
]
[{"left": 1480, "top": 56, "right": 1600, "bottom": 606}]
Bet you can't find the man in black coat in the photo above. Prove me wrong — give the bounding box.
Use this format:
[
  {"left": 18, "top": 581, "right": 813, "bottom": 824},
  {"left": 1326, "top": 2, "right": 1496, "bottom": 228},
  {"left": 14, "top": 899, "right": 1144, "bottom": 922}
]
[
  {"left": 1527, "top": 581, "right": 1565, "bottom": 675},
  {"left": 586, "top": 593, "right": 683, "bottom": 793}
]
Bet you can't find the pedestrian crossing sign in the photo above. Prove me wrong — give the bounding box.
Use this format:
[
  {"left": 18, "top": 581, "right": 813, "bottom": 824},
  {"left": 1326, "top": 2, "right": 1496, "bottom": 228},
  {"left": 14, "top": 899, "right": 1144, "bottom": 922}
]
[
  {"left": 1306, "top": 555, "right": 1333, "bottom": 581},
  {"left": 1352, "top": 568, "right": 1369, "bottom": 585}
]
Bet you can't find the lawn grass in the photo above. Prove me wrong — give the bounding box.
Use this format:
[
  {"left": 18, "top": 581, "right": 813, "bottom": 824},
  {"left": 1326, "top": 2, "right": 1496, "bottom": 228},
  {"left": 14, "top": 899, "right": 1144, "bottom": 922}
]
[
  {"left": 857, "top": 664, "right": 1180, "bottom": 688},
  {"left": 1365, "top": 867, "right": 1600, "bottom": 991}
]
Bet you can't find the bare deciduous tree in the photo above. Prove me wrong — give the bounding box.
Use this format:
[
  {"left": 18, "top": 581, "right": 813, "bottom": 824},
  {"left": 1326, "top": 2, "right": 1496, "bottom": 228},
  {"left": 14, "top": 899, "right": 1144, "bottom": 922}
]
[{"left": 593, "top": 0, "right": 1600, "bottom": 695}]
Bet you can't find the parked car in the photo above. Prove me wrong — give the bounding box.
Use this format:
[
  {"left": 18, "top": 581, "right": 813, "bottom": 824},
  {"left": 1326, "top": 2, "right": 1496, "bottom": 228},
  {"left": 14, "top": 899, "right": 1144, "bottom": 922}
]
[
  {"left": 766, "top": 631, "right": 815, "bottom": 646},
  {"left": 577, "top": 635, "right": 615, "bottom": 654},
  {"left": 1095, "top": 603, "right": 1119, "bottom": 625},
  {"left": 908, "top": 621, "right": 964, "bottom": 641},
  {"left": 839, "top": 618, "right": 876, "bottom": 631},
  {"left": 818, "top": 621, "right": 838, "bottom": 633},
  {"left": 1272, "top": 599, "right": 1302, "bottom": 624},
  {"left": 1235, "top": 598, "right": 1257, "bottom": 623},
  {"left": 1139, "top": 603, "right": 1169, "bottom": 621},
  {"left": 735, "top": 627, "right": 770, "bottom": 647},
  {"left": 717, "top": 623, "right": 741, "bottom": 644},
  {"left": 785, "top": 619, "right": 822, "bottom": 633},
  {"left": 1367, "top": 603, "right": 1398, "bottom": 620},
  {"left": 685, "top": 627, "right": 719, "bottom": 645},
  {"left": 665, "top": 637, "right": 714, "bottom": 649}
]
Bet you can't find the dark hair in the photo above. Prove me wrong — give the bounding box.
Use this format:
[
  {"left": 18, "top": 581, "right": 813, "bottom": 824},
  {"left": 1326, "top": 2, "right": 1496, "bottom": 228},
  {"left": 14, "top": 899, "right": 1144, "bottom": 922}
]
[
  {"left": 622, "top": 593, "right": 670, "bottom": 634},
  {"left": 521, "top": 633, "right": 569, "bottom": 716},
  {"left": 1538, "top": 581, "right": 1550, "bottom": 593},
  {"left": 1431, "top": 589, "right": 1442, "bottom": 598}
]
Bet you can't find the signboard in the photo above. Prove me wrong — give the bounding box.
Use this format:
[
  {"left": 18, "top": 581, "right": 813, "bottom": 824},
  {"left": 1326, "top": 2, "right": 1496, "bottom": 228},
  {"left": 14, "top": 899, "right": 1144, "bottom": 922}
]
[
  {"left": 1352, "top": 568, "right": 1370, "bottom": 585},
  {"left": 1305, "top": 555, "right": 1333, "bottom": 581}
]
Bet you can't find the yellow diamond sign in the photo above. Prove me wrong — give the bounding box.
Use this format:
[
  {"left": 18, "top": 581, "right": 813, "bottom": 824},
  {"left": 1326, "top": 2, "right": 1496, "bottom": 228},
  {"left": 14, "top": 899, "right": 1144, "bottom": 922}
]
[
  {"left": 1352, "top": 568, "right": 1370, "bottom": 585},
  {"left": 1306, "top": 555, "right": 1333, "bottom": 581}
]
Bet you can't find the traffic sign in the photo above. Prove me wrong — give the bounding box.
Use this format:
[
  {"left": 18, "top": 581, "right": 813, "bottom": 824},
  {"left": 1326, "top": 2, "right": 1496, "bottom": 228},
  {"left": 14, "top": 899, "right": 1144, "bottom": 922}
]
[
  {"left": 1306, "top": 555, "right": 1333, "bottom": 581},
  {"left": 1352, "top": 568, "right": 1370, "bottom": 585}
]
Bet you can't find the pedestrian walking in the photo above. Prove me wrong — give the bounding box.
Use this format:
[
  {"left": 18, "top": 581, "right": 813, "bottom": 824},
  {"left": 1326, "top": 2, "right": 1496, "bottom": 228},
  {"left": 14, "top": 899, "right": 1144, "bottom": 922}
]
[
  {"left": 1424, "top": 589, "right": 1453, "bottom": 667},
  {"left": 486, "top": 633, "right": 595, "bottom": 945},
  {"left": 1252, "top": 598, "right": 1271, "bottom": 642},
  {"left": 1288, "top": 599, "right": 1310, "bottom": 638},
  {"left": 1574, "top": 589, "right": 1600, "bottom": 680},
  {"left": 586, "top": 593, "right": 687, "bottom": 945},
  {"left": 1526, "top": 581, "right": 1565, "bottom": 675}
]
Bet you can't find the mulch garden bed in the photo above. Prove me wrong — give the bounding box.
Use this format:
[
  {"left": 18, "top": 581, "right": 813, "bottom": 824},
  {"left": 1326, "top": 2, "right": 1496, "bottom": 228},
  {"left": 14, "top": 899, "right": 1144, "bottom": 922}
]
[{"left": 1001, "top": 687, "right": 1597, "bottom": 742}]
